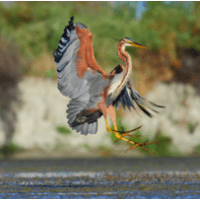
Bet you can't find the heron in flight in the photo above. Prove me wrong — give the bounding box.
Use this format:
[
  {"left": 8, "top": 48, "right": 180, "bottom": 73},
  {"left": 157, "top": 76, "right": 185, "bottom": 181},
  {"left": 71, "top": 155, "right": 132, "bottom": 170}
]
[{"left": 53, "top": 17, "right": 164, "bottom": 153}]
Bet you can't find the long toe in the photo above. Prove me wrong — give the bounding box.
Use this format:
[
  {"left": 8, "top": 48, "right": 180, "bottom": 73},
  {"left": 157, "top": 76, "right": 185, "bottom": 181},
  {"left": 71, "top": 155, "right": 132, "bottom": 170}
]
[
  {"left": 121, "top": 133, "right": 140, "bottom": 137},
  {"left": 125, "top": 140, "right": 159, "bottom": 153},
  {"left": 111, "top": 125, "right": 142, "bottom": 135}
]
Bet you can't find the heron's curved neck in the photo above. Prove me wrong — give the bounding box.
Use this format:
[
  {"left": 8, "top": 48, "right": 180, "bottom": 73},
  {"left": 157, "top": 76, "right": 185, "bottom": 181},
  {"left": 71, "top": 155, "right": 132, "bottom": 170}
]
[
  {"left": 117, "top": 42, "right": 132, "bottom": 89},
  {"left": 105, "top": 41, "right": 133, "bottom": 106}
]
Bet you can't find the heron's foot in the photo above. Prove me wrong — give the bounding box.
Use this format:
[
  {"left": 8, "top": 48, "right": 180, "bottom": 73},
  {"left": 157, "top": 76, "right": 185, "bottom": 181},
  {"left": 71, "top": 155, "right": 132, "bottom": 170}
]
[
  {"left": 107, "top": 125, "right": 143, "bottom": 146},
  {"left": 112, "top": 126, "right": 142, "bottom": 142},
  {"left": 107, "top": 124, "right": 158, "bottom": 154},
  {"left": 125, "top": 140, "right": 159, "bottom": 154},
  {"left": 106, "top": 126, "right": 138, "bottom": 145},
  {"left": 106, "top": 127, "right": 112, "bottom": 132}
]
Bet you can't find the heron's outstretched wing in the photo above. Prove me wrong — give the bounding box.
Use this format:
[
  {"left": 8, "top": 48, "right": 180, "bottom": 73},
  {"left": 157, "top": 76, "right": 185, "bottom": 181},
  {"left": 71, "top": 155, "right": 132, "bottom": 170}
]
[
  {"left": 53, "top": 17, "right": 109, "bottom": 135},
  {"left": 112, "top": 65, "right": 165, "bottom": 117},
  {"left": 54, "top": 16, "right": 107, "bottom": 99}
]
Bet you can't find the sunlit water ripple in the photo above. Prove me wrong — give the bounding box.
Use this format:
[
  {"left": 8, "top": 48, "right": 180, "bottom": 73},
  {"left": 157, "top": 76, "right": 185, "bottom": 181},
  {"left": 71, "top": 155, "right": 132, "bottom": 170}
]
[{"left": 0, "top": 158, "right": 200, "bottom": 198}]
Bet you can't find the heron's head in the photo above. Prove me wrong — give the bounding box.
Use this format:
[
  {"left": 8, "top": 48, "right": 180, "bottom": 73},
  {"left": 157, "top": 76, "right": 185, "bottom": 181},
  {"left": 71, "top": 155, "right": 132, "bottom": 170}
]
[{"left": 121, "top": 37, "right": 146, "bottom": 49}]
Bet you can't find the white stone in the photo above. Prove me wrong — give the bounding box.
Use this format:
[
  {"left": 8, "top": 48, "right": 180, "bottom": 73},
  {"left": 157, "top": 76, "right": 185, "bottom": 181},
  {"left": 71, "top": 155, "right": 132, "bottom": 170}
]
[
  {"left": 11, "top": 77, "right": 111, "bottom": 150},
  {"left": 1, "top": 78, "right": 200, "bottom": 156}
]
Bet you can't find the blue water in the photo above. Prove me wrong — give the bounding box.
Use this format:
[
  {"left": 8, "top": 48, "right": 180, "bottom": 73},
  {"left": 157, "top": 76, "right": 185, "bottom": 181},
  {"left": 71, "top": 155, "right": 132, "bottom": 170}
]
[
  {"left": 0, "top": 193, "right": 200, "bottom": 200},
  {"left": 0, "top": 158, "right": 200, "bottom": 198},
  {"left": 0, "top": 171, "right": 200, "bottom": 198}
]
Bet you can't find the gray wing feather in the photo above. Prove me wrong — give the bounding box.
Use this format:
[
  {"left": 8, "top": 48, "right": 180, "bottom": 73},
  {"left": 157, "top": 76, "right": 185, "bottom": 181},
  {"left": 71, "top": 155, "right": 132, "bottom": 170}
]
[
  {"left": 82, "top": 123, "right": 88, "bottom": 135},
  {"left": 80, "top": 122, "right": 97, "bottom": 135},
  {"left": 68, "top": 115, "right": 76, "bottom": 125},
  {"left": 90, "top": 123, "right": 95, "bottom": 134},
  {"left": 54, "top": 18, "right": 109, "bottom": 135},
  {"left": 89, "top": 122, "right": 97, "bottom": 134},
  {"left": 93, "top": 121, "right": 98, "bottom": 134},
  {"left": 75, "top": 125, "right": 82, "bottom": 133},
  {"left": 89, "top": 123, "right": 93, "bottom": 135},
  {"left": 55, "top": 23, "right": 108, "bottom": 103}
]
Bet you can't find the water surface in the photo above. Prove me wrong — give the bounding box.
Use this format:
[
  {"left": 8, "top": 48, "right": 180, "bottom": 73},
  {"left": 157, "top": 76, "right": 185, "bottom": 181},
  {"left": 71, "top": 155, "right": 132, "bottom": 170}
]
[{"left": 0, "top": 157, "right": 200, "bottom": 198}]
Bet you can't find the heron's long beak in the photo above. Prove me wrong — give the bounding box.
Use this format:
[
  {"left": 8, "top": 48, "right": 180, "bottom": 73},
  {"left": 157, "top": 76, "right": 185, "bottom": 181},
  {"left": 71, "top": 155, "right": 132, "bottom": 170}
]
[{"left": 131, "top": 41, "right": 146, "bottom": 49}]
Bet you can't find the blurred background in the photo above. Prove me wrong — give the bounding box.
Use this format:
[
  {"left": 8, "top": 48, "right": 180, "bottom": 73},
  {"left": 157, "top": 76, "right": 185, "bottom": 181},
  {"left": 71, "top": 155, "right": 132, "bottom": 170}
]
[{"left": 0, "top": 1, "right": 200, "bottom": 159}]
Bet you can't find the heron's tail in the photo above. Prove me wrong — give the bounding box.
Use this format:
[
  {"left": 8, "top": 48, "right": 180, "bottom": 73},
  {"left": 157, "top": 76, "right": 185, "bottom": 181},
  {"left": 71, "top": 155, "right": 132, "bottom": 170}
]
[
  {"left": 67, "top": 99, "right": 99, "bottom": 135},
  {"left": 113, "top": 79, "right": 165, "bottom": 117}
]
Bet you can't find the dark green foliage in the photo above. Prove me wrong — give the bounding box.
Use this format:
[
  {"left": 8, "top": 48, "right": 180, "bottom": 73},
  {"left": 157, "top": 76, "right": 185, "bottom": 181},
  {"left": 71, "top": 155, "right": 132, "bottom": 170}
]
[
  {"left": 140, "top": 2, "right": 200, "bottom": 52},
  {"left": 56, "top": 126, "right": 71, "bottom": 135},
  {"left": 127, "top": 130, "right": 173, "bottom": 156},
  {"left": 81, "top": 144, "right": 91, "bottom": 150},
  {"left": 97, "top": 145, "right": 113, "bottom": 157},
  {"left": 114, "top": 2, "right": 137, "bottom": 20},
  {"left": 188, "top": 122, "right": 198, "bottom": 134},
  {"left": 0, "top": 3, "right": 133, "bottom": 66},
  {"left": 194, "top": 144, "right": 200, "bottom": 156},
  {"left": 153, "top": 132, "right": 173, "bottom": 156},
  {"left": 0, "top": 1, "right": 199, "bottom": 71},
  {"left": 0, "top": 142, "right": 24, "bottom": 158},
  {"left": 46, "top": 67, "right": 57, "bottom": 79}
]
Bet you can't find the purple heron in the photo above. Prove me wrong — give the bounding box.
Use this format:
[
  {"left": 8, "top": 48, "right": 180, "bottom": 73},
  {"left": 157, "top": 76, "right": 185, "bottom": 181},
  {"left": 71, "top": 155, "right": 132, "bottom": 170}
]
[{"left": 53, "top": 17, "right": 164, "bottom": 153}]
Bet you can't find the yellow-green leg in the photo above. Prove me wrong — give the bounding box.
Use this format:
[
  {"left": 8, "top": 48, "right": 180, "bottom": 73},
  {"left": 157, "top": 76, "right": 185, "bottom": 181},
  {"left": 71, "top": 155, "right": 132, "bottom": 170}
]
[
  {"left": 105, "top": 118, "right": 137, "bottom": 145},
  {"left": 105, "top": 118, "right": 158, "bottom": 153}
]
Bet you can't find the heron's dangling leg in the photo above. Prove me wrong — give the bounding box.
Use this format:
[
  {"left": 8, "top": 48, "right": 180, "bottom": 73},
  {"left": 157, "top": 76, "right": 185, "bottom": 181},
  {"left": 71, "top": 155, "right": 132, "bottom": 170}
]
[
  {"left": 105, "top": 118, "right": 158, "bottom": 153},
  {"left": 114, "top": 126, "right": 142, "bottom": 143},
  {"left": 105, "top": 106, "right": 158, "bottom": 154},
  {"left": 105, "top": 118, "right": 137, "bottom": 145},
  {"left": 105, "top": 105, "right": 140, "bottom": 145}
]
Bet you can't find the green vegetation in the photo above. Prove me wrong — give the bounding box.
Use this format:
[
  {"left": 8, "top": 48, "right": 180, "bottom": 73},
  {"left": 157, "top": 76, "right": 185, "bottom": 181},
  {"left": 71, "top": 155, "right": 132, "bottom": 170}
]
[
  {"left": 53, "top": 143, "right": 64, "bottom": 152},
  {"left": 0, "top": 2, "right": 199, "bottom": 76},
  {"left": 80, "top": 143, "right": 91, "bottom": 150},
  {"left": 152, "top": 132, "right": 173, "bottom": 156},
  {"left": 126, "top": 130, "right": 173, "bottom": 156},
  {"left": 0, "top": 142, "right": 24, "bottom": 158},
  {"left": 97, "top": 145, "right": 113, "bottom": 157},
  {"left": 56, "top": 125, "right": 71, "bottom": 135},
  {"left": 46, "top": 67, "right": 57, "bottom": 79},
  {"left": 194, "top": 144, "right": 200, "bottom": 156},
  {"left": 187, "top": 122, "right": 198, "bottom": 133},
  {"left": 140, "top": 2, "right": 200, "bottom": 51}
]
